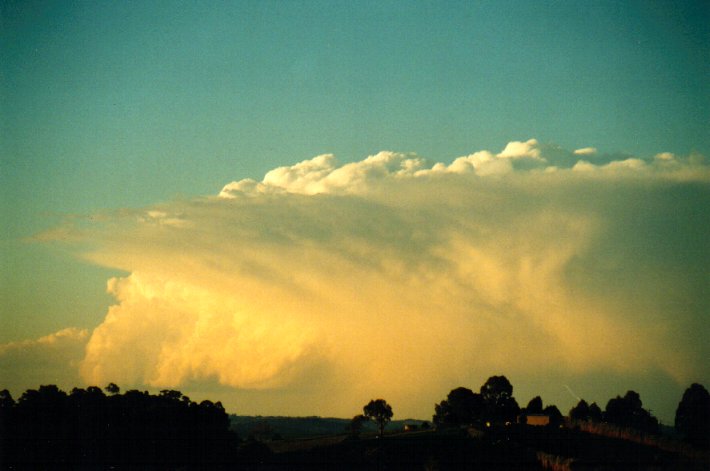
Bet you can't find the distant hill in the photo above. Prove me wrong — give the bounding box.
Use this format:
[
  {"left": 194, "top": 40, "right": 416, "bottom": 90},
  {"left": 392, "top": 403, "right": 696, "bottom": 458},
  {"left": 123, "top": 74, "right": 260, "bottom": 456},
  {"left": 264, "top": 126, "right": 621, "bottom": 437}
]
[{"left": 230, "top": 415, "right": 428, "bottom": 439}]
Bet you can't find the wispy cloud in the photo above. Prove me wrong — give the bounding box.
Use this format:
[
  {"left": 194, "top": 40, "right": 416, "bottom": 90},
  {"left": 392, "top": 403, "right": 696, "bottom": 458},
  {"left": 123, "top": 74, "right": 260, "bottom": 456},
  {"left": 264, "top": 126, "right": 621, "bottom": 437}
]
[{"left": 37, "top": 140, "right": 710, "bottom": 419}]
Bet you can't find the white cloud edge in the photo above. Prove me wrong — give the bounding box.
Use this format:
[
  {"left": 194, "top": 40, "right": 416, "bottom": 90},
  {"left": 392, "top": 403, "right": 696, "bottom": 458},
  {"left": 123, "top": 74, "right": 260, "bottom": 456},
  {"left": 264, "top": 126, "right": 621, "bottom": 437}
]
[{"left": 219, "top": 140, "right": 707, "bottom": 198}]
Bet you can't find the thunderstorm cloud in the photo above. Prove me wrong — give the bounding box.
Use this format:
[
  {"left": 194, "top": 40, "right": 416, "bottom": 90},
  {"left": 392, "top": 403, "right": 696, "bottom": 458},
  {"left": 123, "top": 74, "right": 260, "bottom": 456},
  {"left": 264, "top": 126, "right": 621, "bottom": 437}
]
[
  {"left": 0, "top": 328, "right": 88, "bottom": 391},
  {"left": 24, "top": 140, "right": 710, "bottom": 420}
]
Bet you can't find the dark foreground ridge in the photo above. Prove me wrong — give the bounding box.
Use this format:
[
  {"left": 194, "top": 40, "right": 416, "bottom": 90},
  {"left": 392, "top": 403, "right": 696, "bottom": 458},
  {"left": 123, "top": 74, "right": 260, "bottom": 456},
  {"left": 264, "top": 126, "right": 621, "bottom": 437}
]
[
  {"left": 1, "top": 379, "right": 708, "bottom": 470},
  {"left": 259, "top": 425, "right": 710, "bottom": 471}
]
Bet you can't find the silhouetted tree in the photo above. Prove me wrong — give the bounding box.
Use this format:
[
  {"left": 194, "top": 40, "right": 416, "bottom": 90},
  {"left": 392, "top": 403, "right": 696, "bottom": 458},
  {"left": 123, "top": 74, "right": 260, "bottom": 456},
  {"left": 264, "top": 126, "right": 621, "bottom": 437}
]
[
  {"left": 588, "top": 402, "right": 603, "bottom": 422},
  {"left": 480, "top": 376, "right": 513, "bottom": 404},
  {"left": 570, "top": 399, "right": 603, "bottom": 423},
  {"left": 569, "top": 399, "right": 590, "bottom": 421},
  {"left": 433, "top": 387, "right": 484, "bottom": 427},
  {"left": 433, "top": 400, "right": 451, "bottom": 427},
  {"left": 363, "top": 399, "right": 393, "bottom": 436},
  {"left": 0, "top": 389, "right": 14, "bottom": 408},
  {"left": 675, "top": 383, "right": 710, "bottom": 449},
  {"left": 0, "top": 389, "right": 15, "bottom": 465},
  {"left": 104, "top": 382, "right": 120, "bottom": 395},
  {"left": 569, "top": 399, "right": 589, "bottom": 421},
  {"left": 159, "top": 388, "right": 183, "bottom": 400},
  {"left": 349, "top": 414, "right": 368, "bottom": 437},
  {"left": 480, "top": 375, "right": 520, "bottom": 424},
  {"left": 604, "top": 390, "right": 658, "bottom": 433},
  {"left": 526, "top": 396, "right": 543, "bottom": 414},
  {"left": 543, "top": 405, "right": 563, "bottom": 427},
  {"left": 1, "top": 384, "right": 239, "bottom": 468}
]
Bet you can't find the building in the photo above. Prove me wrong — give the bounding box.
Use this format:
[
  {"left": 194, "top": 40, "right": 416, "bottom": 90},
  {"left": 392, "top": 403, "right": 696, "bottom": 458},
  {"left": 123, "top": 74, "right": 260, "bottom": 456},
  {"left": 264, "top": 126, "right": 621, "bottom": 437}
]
[{"left": 525, "top": 414, "right": 550, "bottom": 426}]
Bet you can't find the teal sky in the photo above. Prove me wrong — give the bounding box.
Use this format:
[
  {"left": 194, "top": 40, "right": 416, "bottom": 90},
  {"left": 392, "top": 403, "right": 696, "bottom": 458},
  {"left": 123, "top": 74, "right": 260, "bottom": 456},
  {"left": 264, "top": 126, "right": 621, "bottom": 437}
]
[
  {"left": 3, "top": 1, "right": 708, "bottom": 222},
  {"left": 1, "top": 1, "right": 709, "bottom": 420}
]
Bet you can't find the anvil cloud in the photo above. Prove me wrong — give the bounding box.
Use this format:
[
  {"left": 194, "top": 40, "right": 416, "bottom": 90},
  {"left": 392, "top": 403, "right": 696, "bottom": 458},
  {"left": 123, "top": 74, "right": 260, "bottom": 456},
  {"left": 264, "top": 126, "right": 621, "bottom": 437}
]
[{"left": 18, "top": 140, "right": 710, "bottom": 420}]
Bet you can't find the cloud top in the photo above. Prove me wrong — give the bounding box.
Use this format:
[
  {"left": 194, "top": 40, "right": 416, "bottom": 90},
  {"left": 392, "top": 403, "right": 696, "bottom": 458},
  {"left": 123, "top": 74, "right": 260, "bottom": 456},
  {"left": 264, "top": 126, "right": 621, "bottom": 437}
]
[{"left": 220, "top": 140, "right": 707, "bottom": 198}]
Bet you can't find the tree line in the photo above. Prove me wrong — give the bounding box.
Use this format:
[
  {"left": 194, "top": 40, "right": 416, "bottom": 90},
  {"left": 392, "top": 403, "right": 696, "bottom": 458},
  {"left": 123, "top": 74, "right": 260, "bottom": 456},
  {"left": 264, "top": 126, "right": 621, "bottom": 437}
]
[
  {"left": 1, "top": 377, "right": 708, "bottom": 469},
  {"left": 355, "top": 376, "right": 710, "bottom": 450},
  {"left": 569, "top": 383, "right": 710, "bottom": 450},
  {"left": 0, "top": 384, "right": 238, "bottom": 469}
]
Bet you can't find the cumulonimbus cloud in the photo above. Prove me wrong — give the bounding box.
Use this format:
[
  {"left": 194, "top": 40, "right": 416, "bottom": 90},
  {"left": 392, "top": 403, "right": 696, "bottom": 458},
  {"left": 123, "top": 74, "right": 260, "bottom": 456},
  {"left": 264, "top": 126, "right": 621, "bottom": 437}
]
[
  {"left": 0, "top": 328, "right": 89, "bottom": 393},
  {"left": 43, "top": 140, "right": 710, "bottom": 419}
]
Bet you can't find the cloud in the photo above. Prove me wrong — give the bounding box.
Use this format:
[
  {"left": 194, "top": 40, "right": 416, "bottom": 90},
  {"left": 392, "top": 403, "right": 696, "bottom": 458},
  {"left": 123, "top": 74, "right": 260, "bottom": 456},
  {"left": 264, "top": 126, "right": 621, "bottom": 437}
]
[
  {"left": 221, "top": 151, "right": 429, "bottom": 197},
  {"left": 497, "top": 138, "right": 543, "bottom": 160},
  {"left": 0, "top": 328, "right": 89, "bottom": 393},
  {"left": 80, "top": 273, "right": 322, "bottom": 390},
  {"left": 574, "top": 147, "right": 598, "bottom": 156},
  {"left": 42, "top": 141, "right": 710, "bottom": 420}
]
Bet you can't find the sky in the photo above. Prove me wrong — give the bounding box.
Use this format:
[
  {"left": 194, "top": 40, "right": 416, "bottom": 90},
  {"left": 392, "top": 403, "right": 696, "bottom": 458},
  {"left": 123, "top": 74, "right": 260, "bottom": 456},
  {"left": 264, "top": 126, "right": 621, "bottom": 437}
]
[{"left": 1, "top": 1, "right": 709, "bottom": 424}]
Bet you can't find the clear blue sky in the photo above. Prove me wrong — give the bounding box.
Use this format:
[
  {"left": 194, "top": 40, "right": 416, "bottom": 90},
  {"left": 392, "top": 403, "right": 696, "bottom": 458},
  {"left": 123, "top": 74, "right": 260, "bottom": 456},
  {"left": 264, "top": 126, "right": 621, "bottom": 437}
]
[
  {"left": 1, "top": 0, "right": 708, "bottom": 420},
  {"left": 2, "top": 0, "right": 708, "bottom": 224}
]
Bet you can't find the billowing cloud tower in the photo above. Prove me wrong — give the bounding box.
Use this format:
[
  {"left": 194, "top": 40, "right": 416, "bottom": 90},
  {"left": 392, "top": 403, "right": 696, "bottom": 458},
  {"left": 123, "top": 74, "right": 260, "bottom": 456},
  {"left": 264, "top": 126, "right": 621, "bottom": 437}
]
[{"left": 21, "top": 140, "right": 710, "bottom": 420}]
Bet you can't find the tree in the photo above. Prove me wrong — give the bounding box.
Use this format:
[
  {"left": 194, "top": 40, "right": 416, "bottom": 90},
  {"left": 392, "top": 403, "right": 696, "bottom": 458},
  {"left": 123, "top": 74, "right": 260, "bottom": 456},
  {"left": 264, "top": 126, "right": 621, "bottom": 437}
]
[
  {"left": 569, "top": 399, "right": 590, "bottom": 422},
  {"left": 570, "top": 399, "right": 603, "bottom": 423},
  {"left": 543, "top": 405, "right": 563, "bottom": 427},
  {"left": 105, "top": 383, "right": 120, "bottom": 395},
  {"left": 480, "top": 375, "right": 519, "bottom": 424},
  {"left": 0, "top": 389, "right": 14, "bottom": 409},
  {"left": 526, "top": 396, "right": 543, "bottom": 414},
  {"left": 159, "top": 389, "right": 183, "bottom": 401},
  {"left": 480, "top": 376, "right": 513, "bottom": 405},
  {"left": 433, "top": 387, "right": 484, "bottom": 427},
  {"left": 363, "top": 399, "right": 393, "bottom": 437},
  {"left": 604, "top": 390, "right": 658, "bottom": 433},
  {"left": 0, "top": 389, "right": 14, "bottom": 466},
  {"left": 588, "top": 402, "right": 603, "bottom": 422},
  {"left": 2, "top": 384, "right": 239, "bottom": 468},
  {"left": 675, "top": 383, "right": 710, "bottom": 449},
  {"left": 349, "top": 414, "right": 368, "bottom": 437}
]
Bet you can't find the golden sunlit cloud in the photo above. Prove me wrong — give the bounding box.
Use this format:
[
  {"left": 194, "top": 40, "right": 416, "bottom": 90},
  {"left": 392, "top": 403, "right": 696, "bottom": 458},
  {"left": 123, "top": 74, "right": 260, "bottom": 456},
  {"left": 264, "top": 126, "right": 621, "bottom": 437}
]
[
  {"left": 26, "top": 140, "right": 710, "bottom": 419},
  {"left": 0, "top": 328, "right": 88, "bottom": 391}
]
